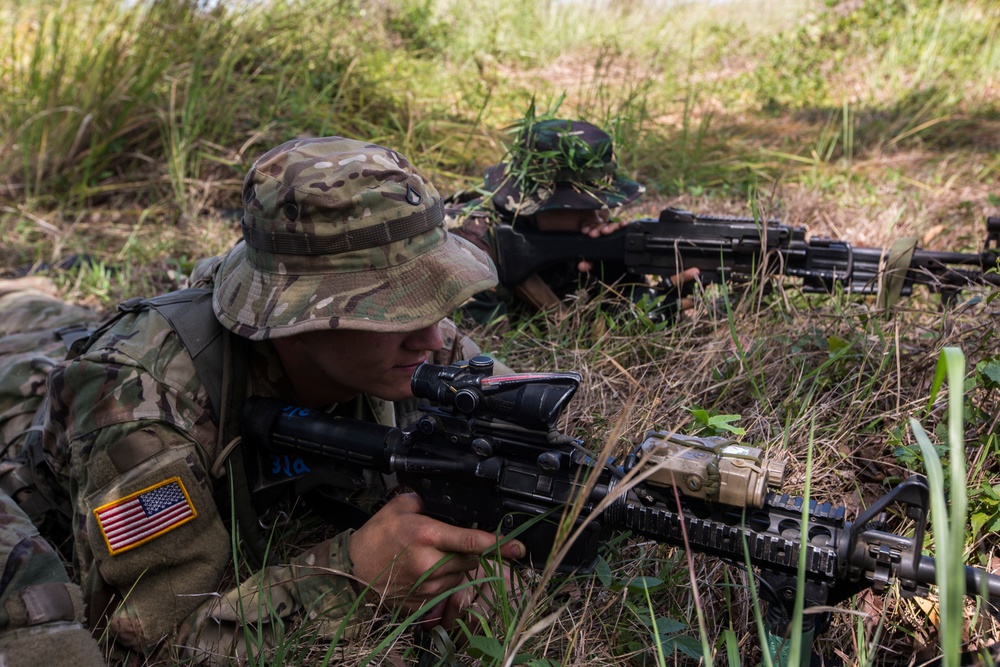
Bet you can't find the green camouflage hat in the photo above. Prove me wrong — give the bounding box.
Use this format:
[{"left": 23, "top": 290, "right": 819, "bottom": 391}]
[
  {"left": 486, "top": 119, "right": 645, "bottom": 217},
  {"left": 214, "top": 137, "right": 497, "bottom": 340}
]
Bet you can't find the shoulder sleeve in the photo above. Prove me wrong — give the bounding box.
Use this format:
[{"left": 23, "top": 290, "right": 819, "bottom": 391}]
[
  {"left": 52, "top": 309, "right": 375, "bottom": 660},
  {"left": 46, "top": 308, "right": 218, "bottom": 448},
  {"left": 72, "top": 419, "right": 372, "bottom": 662},
  {"left": 68, "top": 420, "right": 231, "bottom": 653},
  {"left": 173, "top": 530, "right": 374, "bottom": 664},
  {"left": 446, "top": 206, "right": 497, "bottom": 259},
  {"left": 40, "top": 307, "right": 226, "bottom": 654}
]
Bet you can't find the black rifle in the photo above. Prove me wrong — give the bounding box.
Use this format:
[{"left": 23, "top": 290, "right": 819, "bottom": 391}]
[
  {"left": 492, "top": 208, "right": 1000, "bottom": 302},
  {"left": 240, "top": 358, "right": 1000, "bottom": 665}
]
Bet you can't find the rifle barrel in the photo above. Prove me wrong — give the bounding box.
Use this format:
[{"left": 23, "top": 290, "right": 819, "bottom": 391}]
[{"left": 912, "top": 556, "right": 1000, "bottom": 600}]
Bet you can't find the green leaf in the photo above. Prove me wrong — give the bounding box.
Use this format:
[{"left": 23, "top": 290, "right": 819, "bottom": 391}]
[
  {"left": 971, "top": 512, "right": 989, "bottom": 536},
  {"left": 527, "top": 660, "right": 559, "bottom": 667},
  {"left": 690, "top": 408, "right": 711, "bottom": 425},
  {"left": 625, "top": 576, "right": 664, "bottom": 592},
  {"left": 466, "top": 636, "right": 505, "bottom": 661},
  {"left": 976, "top": 359, "right": 1000, "bottom": 390},
  {"left": 721, "top": 627, "right": 740, "bottom": 666},
  {"left": 826, "top": 335, "right": 850, "bottom": 352},
  {"left": 893, "top": 443, "right": 922, "bottom": 467},
  {"left": 594, "top": 556, "right": 612, "bottom": 587},
  {"left": 663, "top": 634, "right": 705, "bottom": 660},
  {"left": 708, "top": 413, "right": 747, "bottom": 435},
  {"left": 652, "top": 616, "right": 687, "bottom": 637}
]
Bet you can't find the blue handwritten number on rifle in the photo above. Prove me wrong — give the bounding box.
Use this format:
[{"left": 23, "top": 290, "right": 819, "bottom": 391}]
[{"left": 271, "top": 455, "right": 311, "bottom": 477}]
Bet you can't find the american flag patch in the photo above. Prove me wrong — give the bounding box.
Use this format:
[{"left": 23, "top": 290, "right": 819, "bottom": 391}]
[{"left": 94, "top": 477, "right": 197, "bottom": 556}]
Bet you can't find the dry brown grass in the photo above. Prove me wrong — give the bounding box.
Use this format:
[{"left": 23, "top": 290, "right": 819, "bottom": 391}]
[
  {"left": 471, "top": 270, "right": 1000, "bottom": 664},
  {"left": 3, "top": 0, "right": 998, "bottom": 662}
]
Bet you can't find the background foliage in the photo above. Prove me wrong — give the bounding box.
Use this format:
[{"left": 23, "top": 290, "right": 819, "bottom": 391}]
[{"left": 2, "top": 0, "right": 999, "bottom": 664}]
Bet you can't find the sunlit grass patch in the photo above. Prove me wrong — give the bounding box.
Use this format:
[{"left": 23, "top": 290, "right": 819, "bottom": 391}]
[{"left": 1, "top": 0, "right": 999, "bottom": 663}]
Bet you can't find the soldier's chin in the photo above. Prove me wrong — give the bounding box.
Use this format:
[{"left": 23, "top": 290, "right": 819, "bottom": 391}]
[{"left": 371, "top": 382, "right": 415, "bottom": 403}]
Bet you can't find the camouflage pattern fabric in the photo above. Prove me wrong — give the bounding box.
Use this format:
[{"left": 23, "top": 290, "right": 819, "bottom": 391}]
[
  {"left": 0, "top": 135, "right": 507, "bottom": 665},
  {"left": 0, "top": 283, "right": 499, "bottom": 664},
  {"left": 35, "top": 275, "right": 481, "bottom": 664},
  {"left": 445, "top": 203, "right": 521, "bottom": 326},
  {"left": 0, "top": 489, "right": 105, "bottom": 667},
  {"left": 0, "top": 279, "right": 100, "bottom": 450},
  {"left": 214, "top": 136, "right": 497, "bottom": 340}
]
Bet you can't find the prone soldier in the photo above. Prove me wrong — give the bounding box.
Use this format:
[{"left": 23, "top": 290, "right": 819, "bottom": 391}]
[
  {"left": 447, "top": 118, "right": 700, "bottom": 325},
  {"left": 0, "top": 137, "right": 525, "bottom": 664}
]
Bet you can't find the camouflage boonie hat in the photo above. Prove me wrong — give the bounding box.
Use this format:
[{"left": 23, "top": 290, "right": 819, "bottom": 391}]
[
  {"left": 214, "top": 137, "right": 497, "bottom": 340},
  {"left": 485, "top": 119, "right": 644, "bottom": 217}
]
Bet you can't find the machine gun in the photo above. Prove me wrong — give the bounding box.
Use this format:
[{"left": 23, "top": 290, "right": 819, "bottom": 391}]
[
  {"left": 239, "top": 357, "right": 1000, "bottom": 664},
  {"left": 493, "top": 208, "right": 1000, "bottom": 303}
]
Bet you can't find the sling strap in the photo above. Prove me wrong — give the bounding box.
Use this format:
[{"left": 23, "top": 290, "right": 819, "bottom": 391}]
[
  {"left": 116, "top": 289, "right": 226, "bottom": 417},
  {"left": 115, "top": 291, "right": 273, "bottom": 565}
]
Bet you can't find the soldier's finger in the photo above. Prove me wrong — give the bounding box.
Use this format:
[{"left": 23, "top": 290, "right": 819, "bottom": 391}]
[
  {"left": 434, "top": 526, "right": 524, "bottom": 560},
  {"left": 669, "top": 267, "right": 701, "bottom": 288}
]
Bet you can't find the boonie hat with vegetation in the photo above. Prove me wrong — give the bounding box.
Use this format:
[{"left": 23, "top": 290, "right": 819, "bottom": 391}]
[
  {"left": 214, "top": 136, "right": 497, "bottom": 340},
  {"left": 485, "top": 119, "right": 644, "bottom": 217}
]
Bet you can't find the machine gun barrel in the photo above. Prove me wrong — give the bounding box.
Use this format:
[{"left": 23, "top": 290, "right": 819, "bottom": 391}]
[{"left": 492, "top": 208, "right": 1000, "bottom": 296}]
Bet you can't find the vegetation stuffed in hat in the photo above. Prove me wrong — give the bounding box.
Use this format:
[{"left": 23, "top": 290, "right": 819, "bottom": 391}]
[
  {"left": 486, "top": 102, "right": 644, "bottom": 216},
  {"left": 504, "top": 103, "right": 618, "bottom": 200}
]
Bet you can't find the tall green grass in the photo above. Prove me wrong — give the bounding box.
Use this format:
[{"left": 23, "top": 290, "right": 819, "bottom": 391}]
[
  {"left": 6, "top": 0, "right": 996, "bottom": 213},
  {"left": 1, "top": 0, "right": 999, "bottom": 664},
  {"left": 912, "top": 348, "right": 970, "bottom": 667}
]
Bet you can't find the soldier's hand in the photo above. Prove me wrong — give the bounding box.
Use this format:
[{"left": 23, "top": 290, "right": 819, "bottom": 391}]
[
  {"left": 534, "top": 208, "right": 621, "bottom": 273},
  {"left": 579, "top": 218, "right": 623, "bottom": 239},
  {"left": 576, "top": 218, "right": 626, "bottom": 272},
  {"left": 670, "top": 267, "right": 701, "bottom": 312},
  {"left": 348, "top": 493, "right": 524, "bottom": 619},
  {"left": 426, "top": 560, "right": 522, "bottom": 631}
]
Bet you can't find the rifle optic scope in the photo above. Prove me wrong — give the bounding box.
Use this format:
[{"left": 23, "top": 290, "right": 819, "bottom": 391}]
[{"left": 411, "top": 356, "right": 582, "bottom": 430}]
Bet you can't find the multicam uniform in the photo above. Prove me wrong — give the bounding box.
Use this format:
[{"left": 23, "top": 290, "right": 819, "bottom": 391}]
[
  {"left": 0, "top": 136, "right": 501, "bottom": 665},
  {"left": 0, "top": 490, "right": 105, "bottom": 667},
  {"left": 50, "top": 279, "right": 365, "bottom": 661},
  {"left": 0, "top": 281, "right": 105, "bottom": 667},
  {"left": 0, "top": 274, "right": 485, "bottom": 664},
  {"left": 2, "top": 283, "right": 488, "bottom": 664},
  {"left": 0, "top": 280, "right": 101, "bottom": 449}
]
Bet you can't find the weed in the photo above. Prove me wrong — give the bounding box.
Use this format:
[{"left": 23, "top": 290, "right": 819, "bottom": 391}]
[{"left": 2, "top": 0, "right": 1000, "bottom": 664}]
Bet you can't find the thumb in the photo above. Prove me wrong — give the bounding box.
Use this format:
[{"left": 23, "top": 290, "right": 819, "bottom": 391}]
[{"left": 498, "top": 538, "right": 526, "bottom": 560}]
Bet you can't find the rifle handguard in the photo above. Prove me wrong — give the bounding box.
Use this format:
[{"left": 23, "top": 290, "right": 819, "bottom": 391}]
[{"left": 240, "top": 356, "right": 1000, "bottom": 622}]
